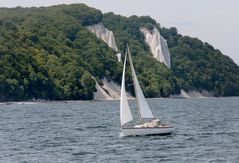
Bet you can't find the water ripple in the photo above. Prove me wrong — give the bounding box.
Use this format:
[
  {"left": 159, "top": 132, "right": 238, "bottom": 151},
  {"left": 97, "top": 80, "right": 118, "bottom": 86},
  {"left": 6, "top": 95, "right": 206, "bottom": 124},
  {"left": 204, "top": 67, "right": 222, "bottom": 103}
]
[{"left": 0, "top": 98, "right": 238, "bottom": 162}]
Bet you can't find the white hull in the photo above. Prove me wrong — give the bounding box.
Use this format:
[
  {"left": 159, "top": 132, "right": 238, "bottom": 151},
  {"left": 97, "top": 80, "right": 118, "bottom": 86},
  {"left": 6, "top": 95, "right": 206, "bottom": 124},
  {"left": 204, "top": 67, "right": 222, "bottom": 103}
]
[
  {"left": 120, "top": 46, "right": 175, "bottom": 136},
  {"left": 121, "top": 126, "right": 174, "bottom": 136}
]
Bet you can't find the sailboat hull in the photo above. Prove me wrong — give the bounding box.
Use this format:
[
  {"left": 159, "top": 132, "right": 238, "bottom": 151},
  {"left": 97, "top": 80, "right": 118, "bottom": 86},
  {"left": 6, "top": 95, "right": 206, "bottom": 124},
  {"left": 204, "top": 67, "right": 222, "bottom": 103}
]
[{"left": 121, "top": 126, "right": 174, "bottom": 136}]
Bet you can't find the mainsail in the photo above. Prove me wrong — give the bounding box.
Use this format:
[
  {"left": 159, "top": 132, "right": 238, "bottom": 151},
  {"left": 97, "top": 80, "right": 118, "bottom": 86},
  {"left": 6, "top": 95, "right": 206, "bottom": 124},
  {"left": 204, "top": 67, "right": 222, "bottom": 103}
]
[
  {"left": 127, "top": 46, "right": 154, "bottom": 119},
  {"left": 120, "top": 51, "right": 133, "bottom": 126}
]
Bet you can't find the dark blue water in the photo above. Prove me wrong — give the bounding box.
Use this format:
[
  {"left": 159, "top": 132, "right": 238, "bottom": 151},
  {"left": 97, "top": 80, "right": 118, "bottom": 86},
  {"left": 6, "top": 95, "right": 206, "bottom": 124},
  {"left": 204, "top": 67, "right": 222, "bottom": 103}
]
[{"left": 0, "top": 97, "right": 239, "bottom": 162}]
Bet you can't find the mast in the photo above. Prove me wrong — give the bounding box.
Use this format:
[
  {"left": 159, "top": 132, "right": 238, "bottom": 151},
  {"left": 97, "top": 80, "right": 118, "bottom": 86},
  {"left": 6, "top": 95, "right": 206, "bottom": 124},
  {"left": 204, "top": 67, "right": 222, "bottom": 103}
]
[
  {"left": 120, "top": 48, "right": 133, "bottom": 127},
  {"left": 127, "top": 44, "right": 142, "bottom": 122}
]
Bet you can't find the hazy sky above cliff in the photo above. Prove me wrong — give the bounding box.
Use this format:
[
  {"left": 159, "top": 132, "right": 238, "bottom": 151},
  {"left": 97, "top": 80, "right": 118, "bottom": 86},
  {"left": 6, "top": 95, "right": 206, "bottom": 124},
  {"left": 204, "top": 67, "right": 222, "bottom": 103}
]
[{"left": 1, "top": 0, "right": 239, "bottom": 64}]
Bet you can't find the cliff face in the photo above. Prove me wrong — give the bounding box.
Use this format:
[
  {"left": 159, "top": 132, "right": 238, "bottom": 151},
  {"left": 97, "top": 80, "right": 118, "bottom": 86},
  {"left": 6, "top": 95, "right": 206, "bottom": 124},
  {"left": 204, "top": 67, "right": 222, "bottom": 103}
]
[
  {"left": 140, "top": 27, "right": 171, "bottom": 68},
  {"left": 87, "top": 23, "right": 123, "bottom": 100},
  {"left": 87, "top": 23, "right": 118, "bottom": 51},
  {"left": 94, "top": 80, "right": 114, "bottom": 100},
  {"left": 94, "top": 78, "right": 132, "bottom": 100},
  {"left": 87, "top": 23, "right": 121, "bottom": 62},
  {"left": 177, "top": 90, "right": 214, "bottom": 98}
]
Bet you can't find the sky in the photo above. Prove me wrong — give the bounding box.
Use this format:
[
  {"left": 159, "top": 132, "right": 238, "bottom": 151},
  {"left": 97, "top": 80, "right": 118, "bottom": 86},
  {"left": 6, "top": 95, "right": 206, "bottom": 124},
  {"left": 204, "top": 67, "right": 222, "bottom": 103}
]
[{"left": 1, "top": 0, "right": 239, "bottom": 65}]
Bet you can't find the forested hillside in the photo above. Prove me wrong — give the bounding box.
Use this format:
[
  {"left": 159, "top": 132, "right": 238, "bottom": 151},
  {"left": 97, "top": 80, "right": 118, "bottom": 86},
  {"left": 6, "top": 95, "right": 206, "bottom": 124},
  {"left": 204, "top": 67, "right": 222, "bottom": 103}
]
[
  {"left": 0, "top": 4, "right": 239, "bottom": 101},
  {"left": 102, "top": 13, "right": 239, "bottom": 97},
  {"left": 0, "top": 4, "right": 118, "bottom": 101}
]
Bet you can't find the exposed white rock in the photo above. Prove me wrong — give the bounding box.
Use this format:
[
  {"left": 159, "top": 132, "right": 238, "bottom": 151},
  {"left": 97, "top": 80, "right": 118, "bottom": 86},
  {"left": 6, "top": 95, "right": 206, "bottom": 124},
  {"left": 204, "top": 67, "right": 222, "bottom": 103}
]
[
  {"left": 116, "top": 53, "right": 122, "bottom": 62},
  {"left": 94, "top": 80, "right": 114, "bottom": 100},
  {"left": 200, "top": 90, "right": 214, "bottom": 97},
  {"left": 87, "top": 23, "right": 121, "bottom": 62},
  {"left": 95, "top": 79, "right": 214, "bottom": 100},
  {"left": 179, "top": 90, "right": 191, "bottom": 98},
  {"left": 186, "top": 91, "right": 205, "bottom": 98},
  {"left": 140, "top": 27, "right": 171, "bottom": 68},
  {"left": 94, "top": 78, "right": 132, "bottom": 100},
  {"left": 177, "top": 90, "right": 213, "bottom": 98},
  {"left": 101, "top": 78, "right": 121, "bottom": 99}
]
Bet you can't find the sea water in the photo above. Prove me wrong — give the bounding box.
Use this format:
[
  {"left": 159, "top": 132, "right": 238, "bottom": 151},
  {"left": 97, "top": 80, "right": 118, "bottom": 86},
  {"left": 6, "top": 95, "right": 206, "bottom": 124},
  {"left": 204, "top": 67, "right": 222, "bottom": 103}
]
[{"left": 0, "top": 97, "right": 239, "bottom": 162}]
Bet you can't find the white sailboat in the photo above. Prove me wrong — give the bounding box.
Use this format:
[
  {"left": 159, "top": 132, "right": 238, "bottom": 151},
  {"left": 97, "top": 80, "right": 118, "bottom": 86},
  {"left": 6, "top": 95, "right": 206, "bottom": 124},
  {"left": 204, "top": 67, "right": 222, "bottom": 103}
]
[{"left": 120, "top": 45, "right": 174, "bottom": 136}]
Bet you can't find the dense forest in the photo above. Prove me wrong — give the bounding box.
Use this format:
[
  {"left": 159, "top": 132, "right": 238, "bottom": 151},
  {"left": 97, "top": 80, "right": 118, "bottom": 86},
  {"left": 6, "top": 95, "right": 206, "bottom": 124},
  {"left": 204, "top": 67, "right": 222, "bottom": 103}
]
[{"left": 0, "top": 4, "right": 239, "bottom": 101}]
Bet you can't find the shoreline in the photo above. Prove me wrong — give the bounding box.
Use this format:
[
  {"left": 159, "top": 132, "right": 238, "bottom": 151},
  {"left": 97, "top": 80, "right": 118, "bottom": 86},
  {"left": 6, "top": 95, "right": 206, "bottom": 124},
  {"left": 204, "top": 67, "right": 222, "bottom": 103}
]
[{"left": 1, "top": 96, "right": 238, "bottom": 105}]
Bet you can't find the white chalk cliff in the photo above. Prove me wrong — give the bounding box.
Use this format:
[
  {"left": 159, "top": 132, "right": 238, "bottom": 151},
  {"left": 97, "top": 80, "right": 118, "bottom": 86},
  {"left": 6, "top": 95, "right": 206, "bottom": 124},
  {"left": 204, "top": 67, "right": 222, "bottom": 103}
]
[
  {"left": 87, "top": 23, "right": 125, "bottom": 99},
  {"left": 94, "top": 78, "right": 132, "bottom": 100},
  {"left": 140, "top": 27, "right": 171, "bottom": 68},
  {"left": 174, "top": 90, "right": 214, "bottom": 98},
  {"left": 94, "top": 80, "right": 114, "bottom": 100},
  {"left": 87, "top": 23, "right": 121, "bottom": 62}
]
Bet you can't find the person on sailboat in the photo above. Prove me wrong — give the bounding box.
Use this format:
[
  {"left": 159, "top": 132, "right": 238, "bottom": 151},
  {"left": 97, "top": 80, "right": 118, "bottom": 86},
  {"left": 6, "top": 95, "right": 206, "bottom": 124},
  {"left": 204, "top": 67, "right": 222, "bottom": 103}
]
[{"left": 134, "top": 119, "right": 161, "bottom": 128}]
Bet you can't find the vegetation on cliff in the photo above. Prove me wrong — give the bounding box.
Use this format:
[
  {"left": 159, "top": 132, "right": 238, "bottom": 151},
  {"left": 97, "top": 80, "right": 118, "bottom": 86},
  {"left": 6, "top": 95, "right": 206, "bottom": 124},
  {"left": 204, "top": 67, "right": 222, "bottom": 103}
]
[{"left": 0, "top": 4, "right": 238, "bottom": 101}]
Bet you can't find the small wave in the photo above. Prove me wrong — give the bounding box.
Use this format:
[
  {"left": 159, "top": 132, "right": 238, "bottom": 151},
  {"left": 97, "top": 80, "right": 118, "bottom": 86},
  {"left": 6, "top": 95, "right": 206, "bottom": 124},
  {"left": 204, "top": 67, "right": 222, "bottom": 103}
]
[
  {"left": 72, "top": 151, "right": 95, "bottom": 156},
  {"left": 198, "top": 132, "right": 213, "bottom": 137},
  {"left": 215, "top": 131, "right": 239, "bottom": 136},
  {"left": 75, "top": 127, "right": 84, "bottom": 131},
  {"left": 88, "top": 125, "right": 107, "bottom": 129},
  {"left": 62, "top": 114, "right": 71, "bottom": 118},
  {"left": 119, "top": 132, "right": 124, "bottom": 137},
  {"left": 12, "top": 148, "right": 21, "bottom": 151},
  {"left": 15, "top": 127, "right": 25, "bottom": 131},
  {"left": 208, "top": 158, "right": 227, "bottom": 162},
  {"left": 185, "top": 136, "right": 195, "bottom": 141}
]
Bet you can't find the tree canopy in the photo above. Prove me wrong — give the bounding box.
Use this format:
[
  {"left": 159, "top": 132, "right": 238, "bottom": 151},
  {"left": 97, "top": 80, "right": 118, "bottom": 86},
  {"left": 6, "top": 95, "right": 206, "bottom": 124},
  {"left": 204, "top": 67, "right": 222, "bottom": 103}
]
[{"left": 0, "top": 4, "right": 239, "bottom": 101}]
